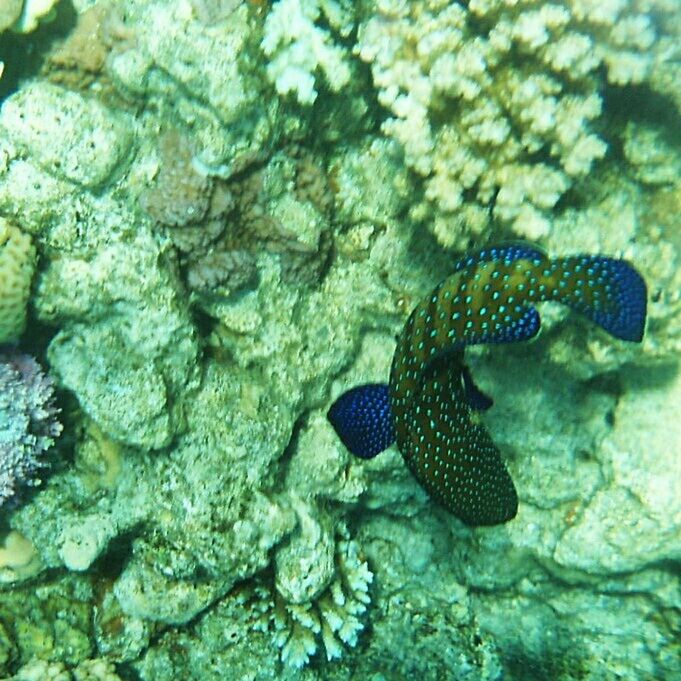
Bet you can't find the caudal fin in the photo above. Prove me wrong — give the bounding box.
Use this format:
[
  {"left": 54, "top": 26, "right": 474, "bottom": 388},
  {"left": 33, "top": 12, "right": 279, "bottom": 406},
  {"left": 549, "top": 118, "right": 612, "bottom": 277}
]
[{"left": 552, "top": 256, "right": 647, "bottom": 342}]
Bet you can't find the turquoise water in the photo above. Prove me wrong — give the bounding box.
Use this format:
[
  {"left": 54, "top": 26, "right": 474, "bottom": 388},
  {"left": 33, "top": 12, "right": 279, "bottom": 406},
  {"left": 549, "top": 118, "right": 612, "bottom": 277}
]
[{"left": 0, "top": 1, "right": 679, "bottom": 679}]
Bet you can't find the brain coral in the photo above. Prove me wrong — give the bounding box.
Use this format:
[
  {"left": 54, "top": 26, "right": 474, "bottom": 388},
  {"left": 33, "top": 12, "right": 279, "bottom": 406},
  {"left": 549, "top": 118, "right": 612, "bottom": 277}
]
[{"left": 0, "top": 218, "right": 36, "bottom": 344}]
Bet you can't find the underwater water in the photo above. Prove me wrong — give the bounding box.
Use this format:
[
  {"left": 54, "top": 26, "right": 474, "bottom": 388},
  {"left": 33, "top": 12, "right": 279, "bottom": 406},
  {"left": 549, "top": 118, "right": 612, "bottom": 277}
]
[{"left": 0, "top": 0, "right": 680, "bottom": 679}]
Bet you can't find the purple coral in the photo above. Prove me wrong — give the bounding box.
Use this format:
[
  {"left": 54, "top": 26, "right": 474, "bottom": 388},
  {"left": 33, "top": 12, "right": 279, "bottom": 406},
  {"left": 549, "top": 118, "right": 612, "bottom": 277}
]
[{"left": 0, "top": 351, "right": 62, "bottom": 509}]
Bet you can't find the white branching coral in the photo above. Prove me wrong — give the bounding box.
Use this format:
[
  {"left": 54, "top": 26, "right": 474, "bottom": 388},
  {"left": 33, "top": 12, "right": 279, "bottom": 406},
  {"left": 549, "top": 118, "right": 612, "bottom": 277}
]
[
  {"left": 276, "top": 534, "right": 372, "bottom": 667},
  {"left": 356, "top": 0, "right": 678, "bottom": 247},
  {"left": 241, "top": 528, "right": 373, "bottom": 669},
  {"left": 261, "top": 0, "right": 353, "bottom": 105}
]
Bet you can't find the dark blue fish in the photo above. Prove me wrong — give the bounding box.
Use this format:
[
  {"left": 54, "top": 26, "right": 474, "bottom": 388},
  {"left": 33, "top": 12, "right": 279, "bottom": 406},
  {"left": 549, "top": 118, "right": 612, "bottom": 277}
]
[{"left": 328, "top": 245, "right": 647, "bottom": 526}]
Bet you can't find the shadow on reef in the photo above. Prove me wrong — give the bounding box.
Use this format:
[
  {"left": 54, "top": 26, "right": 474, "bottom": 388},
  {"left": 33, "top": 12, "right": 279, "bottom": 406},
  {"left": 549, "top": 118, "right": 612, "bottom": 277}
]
[
  {"left": 0, "top": 0, "right": 78, "bottom": 102},
  {"left": 612, "top": 359, "right": 681, "bottom": 392},
  {"left": 602, "top": 81, "right": 681, "bottom": 160},
  {"left": 503, "top": 645, "right": 589, "bottom": 681}
]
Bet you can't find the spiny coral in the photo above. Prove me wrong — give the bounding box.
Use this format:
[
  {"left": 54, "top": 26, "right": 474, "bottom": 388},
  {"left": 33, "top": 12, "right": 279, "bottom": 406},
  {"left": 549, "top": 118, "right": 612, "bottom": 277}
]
[
  {"left": 356, "top": 0, "right": 679, "bottom": 247},
  {"left": 0, "top": 351, "right": 61, "bottom": 508},
  {"left": 0, "top": 218, "right": 35, "bottom": 344}
]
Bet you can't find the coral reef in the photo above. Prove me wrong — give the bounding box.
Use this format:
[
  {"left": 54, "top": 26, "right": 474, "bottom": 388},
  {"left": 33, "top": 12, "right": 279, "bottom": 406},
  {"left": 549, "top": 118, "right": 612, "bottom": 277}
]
[
  {"left": 0, "top": 0, "right": 678, "bottom": 679},
  {"left": 0, "top": 351, "right": 61, "bottom": 508}
]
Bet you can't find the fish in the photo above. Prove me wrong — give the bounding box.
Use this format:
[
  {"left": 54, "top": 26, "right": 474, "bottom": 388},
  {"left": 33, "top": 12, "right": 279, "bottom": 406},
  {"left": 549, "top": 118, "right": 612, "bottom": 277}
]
[{"left": 327, "top": 244, "right": 647, "bottom": 527}]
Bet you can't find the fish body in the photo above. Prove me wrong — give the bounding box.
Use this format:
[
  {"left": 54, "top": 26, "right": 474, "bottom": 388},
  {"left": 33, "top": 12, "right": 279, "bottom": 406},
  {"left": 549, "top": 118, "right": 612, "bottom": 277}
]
[{"left": 328, "top": 245, "right": 647, "bottom": 526}]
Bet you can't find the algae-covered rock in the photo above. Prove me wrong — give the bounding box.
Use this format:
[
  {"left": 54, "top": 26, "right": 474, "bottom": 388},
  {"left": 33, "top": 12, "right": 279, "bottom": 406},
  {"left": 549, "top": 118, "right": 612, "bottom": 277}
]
[
  {"left": 58, "top": 514, "right": 119, "bottom": 573},
  {"left": 0, "top": 575, "right": 93, "bottom": 675},
  {"left": 49, "top": 327, "right": 173, "bottom": 450},
  {"left": 554, "top": 366, "right": 681, "bottom": 574},
  {"left": 36, "top": 228, "right": 199, "bottom": 449},
  {"left": 107, "top": 0, "right": 280, "bottom": 168},
  {"left": 1, "top": 83, "right": 133, "bottom": 188}
]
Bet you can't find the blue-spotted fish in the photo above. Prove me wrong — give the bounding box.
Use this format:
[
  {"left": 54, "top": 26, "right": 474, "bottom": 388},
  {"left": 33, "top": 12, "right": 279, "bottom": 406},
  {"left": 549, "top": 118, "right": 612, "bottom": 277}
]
[{"left": 328, "top": 244, "right": 647, "bottom": 526}]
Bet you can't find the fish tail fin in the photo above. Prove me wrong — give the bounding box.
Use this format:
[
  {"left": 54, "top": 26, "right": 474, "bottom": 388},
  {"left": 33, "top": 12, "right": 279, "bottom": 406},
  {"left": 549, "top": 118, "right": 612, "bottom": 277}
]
[
  {"left": 548, "top": 255, "right": 647, "bottom": 342},
  {"left": 327, "top": 383, "right": 395, "bottom": 459}
]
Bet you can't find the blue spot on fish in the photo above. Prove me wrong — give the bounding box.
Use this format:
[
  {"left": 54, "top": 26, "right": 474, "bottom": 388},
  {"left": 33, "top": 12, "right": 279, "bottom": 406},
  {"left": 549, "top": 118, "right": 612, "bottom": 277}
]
[{"left": 327, "top": 245, "right": 647, "bottom": 526}]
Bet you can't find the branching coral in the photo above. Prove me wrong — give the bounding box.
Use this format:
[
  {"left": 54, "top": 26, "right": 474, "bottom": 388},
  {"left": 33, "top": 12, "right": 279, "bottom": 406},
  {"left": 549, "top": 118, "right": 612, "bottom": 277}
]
[
  {"left": 0, "top": 351, "right": 61, "bottom": 508},
  {"left": 238, "top": 527, "right": 373, "bottom": 669},
  {"left": 261, "top": 0, "right": 354, "bottom": 104},
  {"left": 356, "top": 0, "right": 679, "bottom": 247}
]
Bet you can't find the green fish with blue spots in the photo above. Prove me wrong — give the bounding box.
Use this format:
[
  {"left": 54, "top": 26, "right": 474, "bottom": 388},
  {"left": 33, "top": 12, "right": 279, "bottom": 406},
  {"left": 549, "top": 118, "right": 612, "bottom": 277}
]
[{"left": 328, "top": 244, "right": 647, "bottom": 527}]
